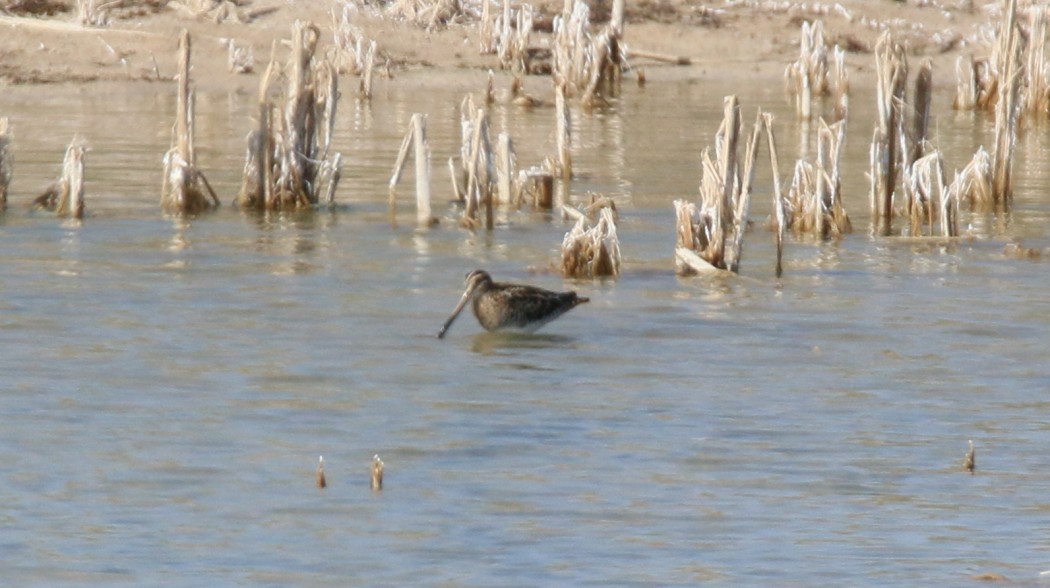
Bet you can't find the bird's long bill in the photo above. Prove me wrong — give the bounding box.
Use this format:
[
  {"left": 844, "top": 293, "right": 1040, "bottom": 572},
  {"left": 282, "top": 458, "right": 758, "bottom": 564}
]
[{"left": 437, "top": 287, "right": 473, "bottom": 339}]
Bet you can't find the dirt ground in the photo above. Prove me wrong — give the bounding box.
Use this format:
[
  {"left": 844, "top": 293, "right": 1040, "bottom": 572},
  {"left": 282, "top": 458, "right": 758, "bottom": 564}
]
[{"left": 0, "top": 0, "right": 1007, "bottom": 95}]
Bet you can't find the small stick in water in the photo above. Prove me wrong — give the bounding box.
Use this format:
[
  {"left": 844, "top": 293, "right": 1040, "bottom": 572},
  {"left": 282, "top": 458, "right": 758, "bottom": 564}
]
[
  {"left": 964, "top": 440, "right": 976, "bottom": 474},
  {"left": 371, "top": 454, "right": 384, "bottom": 491},
  {"left": 317, "top": 456, "right": 327, "bottom": 489}
]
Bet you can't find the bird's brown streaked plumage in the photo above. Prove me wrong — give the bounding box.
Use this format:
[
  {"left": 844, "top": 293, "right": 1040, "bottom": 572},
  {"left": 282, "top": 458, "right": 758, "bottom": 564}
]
[{"left": 437, "top": 270, "right": 588, "bottom": 338}]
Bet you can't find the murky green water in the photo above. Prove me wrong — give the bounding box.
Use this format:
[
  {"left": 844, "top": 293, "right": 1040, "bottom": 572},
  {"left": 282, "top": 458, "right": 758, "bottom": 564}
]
[{"left": 2, "top": 68, "right": 1050, "bottom": 585}]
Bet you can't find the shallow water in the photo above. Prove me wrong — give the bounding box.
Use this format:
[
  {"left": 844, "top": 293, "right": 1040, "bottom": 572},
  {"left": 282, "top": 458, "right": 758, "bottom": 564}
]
[{"left": 2, "top": 71, "right": 1050, "bottom": 585}]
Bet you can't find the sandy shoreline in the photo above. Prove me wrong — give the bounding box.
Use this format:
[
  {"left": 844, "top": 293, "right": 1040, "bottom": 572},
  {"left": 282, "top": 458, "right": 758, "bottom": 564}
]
[{"left": 0, "top": 0, "right": 1004, "bottom": 95}]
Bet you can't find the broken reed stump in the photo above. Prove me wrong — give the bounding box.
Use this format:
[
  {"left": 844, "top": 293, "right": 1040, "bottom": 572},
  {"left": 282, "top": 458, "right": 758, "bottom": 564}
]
[
  {"left": 56, "top": 142, "right": 86, "bottom": 219},
  {"left": 950, "top": 146, "right": 994, "bottom": 208},
  {"left": 902, "top": 151, "right": 959, "bottom": 237},
  {"left": 947, "top": 0, "right": 1020, "bottom": 210},
  {"left": 35, "top": 139, "right": 87, "bottom": 219},
  {"left": 331, "top": 2, "right": 378, "bottom": 98},
  {"left": 389, "top": 113, "right": 436, "bottom": 227},
  {"left": 954, "top": 0, "right": 1045, "bottom": 119},
  {"left": 552, "top": 0, "right": 592, "bottom": 96},
  {"left": 483, "top": 0, "right": 533, "bottom": 72},
  {"left": 0, "top": 117, "right": 10, "bottom": 211},
  {"left": 552, "top": 0, "right": 622, "bottom": 102},
  {"left": 675, "top": 96, "right": 763, "bottom": 275},
  {"left": 457, "top": 96, "right": 496, "bottom": 230},
  {"left": 964, "top": 440, "right": 976, "bottom": 474},
  {"left": 371, "top": 454, "right": 384, "bottom": 491},
  {"left": 317, "top": 456, "right": 327, "bottom": 489},
  {"left": 227, "top": 40, "right": 254, "bottom": 73},
  {"left": 784, "top": 20, "right": 828, "bottom": 120},
  {"left": 561, "top": 203, "right": 621, "bottom": 278},
  {"left": 787, "top": 119, "right": 851, "bottom": 239},
  {"left": 943, "top": 1, "right": 1021, "bottom": 214},
  {"left": 520, "top": 169, "right": 554, "bottom": 210},
  {"left": 161, "top": 30, "right": 219, "bottom": 215},
  {"left": 237, "top": 22, "right": 343, "bottom": 212},
  {"left": 676, "top": 101, "right": 790, "bottom": 276},
  {"left": 77, "top": 0, "right": 111, "bottom": 26},
  {"left": 784, "top": 21, "right": 849, "bottom": 123},
  {"left": 385, "top": 0, "right": 462, "bottom": 29}
]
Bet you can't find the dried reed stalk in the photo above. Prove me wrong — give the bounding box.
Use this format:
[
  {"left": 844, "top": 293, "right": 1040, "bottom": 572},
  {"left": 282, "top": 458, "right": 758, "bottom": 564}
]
[
  {"left": 991, "top": 0, "right": 1021, "bottom": 208},
  {"left": 389, "top": 113, "right": 435, "bottom": 227},
  {"left": 580, "top": 30, "right": 621, "bottom": 106},
  {"left": 727, "top": 111, "right": 763, "bottom": 273},
  {"left": 952, "top": 55, "right": 978, "bottom": 111},
  {"left": 1027, "top": 6, "right": 1049, "bottom": 115},
  {"left": 610, "top": 0, "right": 625, "bottom": 36},
  {"left": 910, "top": 59, "right": 933, "bottom": 165},
  {"left": 161, "top": 30, "right": 219, "bottom": 215},
  {"left": 555, "top": 84, "right": 572, "bottom": 180},
  {"left": 815, "top": 121, "right": 831, "bottom": 237},
  {"left": 359, "top": 41, "right": 377, "bottom": 99},
  {"left": 762, "top": 113, "right": 787, "bottom": 277},
  {"left": 0, "top": 117, "right": 10, "bottom": 211},
  {"left": 496, "top": 132, "right": 516, "bottom": 207},
  {"left": 830, "top": 45, "right": 849, "bottom": 122},
  {"left": 561, "top": 206, "right": 621, "bottom": 278},
  {"left": 478, "top": 0, "right": 495, "bottom": 54},
  {"left": 870, "top": 31, "right": 907, "bottom": 235}
]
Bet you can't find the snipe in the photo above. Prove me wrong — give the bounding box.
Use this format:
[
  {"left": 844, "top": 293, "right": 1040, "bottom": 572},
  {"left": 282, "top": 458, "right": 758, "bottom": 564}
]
[{"left": 437, "top": 269, "right": 589, "bottom": 338}]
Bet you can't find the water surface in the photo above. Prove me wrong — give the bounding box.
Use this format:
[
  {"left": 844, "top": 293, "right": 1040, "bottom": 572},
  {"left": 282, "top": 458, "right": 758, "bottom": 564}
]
[{"left": 2, "top": 72, "right": 1050, "bottom": 585}]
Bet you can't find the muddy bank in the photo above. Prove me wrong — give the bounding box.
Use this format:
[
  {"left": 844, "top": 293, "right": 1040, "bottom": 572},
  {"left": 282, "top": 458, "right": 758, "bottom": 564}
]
[{"left": 0, "top": 0, "right": 1003, "bottom": 93}]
